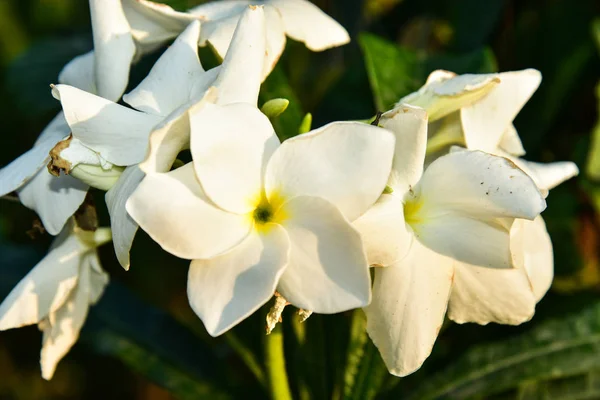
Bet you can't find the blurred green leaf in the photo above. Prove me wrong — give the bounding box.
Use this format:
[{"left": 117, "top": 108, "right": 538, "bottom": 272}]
[
  {"left": 408, "top": 300, "right": 600, "bottom": 400},
  {"left": 586, "top": 85, "right": 600, "bottom": 180},
  {"left": 359, "top": 33, "right": 497, "bottom": 111},
  {"left": 5, "top": 36, "right": 91, "bottom": 115}
]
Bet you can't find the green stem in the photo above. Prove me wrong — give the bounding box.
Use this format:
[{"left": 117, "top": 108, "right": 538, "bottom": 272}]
[
  {"left": 223, "top": 332, "right": 267, "bottom": 389},
  {"left": 265, "top": 328, "right": 293, "bottom": 400}
]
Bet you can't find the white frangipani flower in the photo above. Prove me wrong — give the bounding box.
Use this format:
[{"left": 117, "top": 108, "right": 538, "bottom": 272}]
[
  {"left": 127, "top": 103, "right": 395, "bottom": 336},
  {"left": 399, "top": 69, "right": 579, "bottom": 325},
  {"left": 0, "top": 221, "right": 111, "bottom": 380},
  {"left": 189, "top": 0, "right": 350, "bottom": 77},
  {"left": 354, "top": 105, "right": 547, "bottom": 376},
  {"left": 50, "top": 6, "right": 268, "bottom": 269}
]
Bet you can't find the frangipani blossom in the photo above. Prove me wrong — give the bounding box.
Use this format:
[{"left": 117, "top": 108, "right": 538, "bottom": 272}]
[
  {"left": 398, "top": 69, "right": 579, "bottom": 325},
  {"left": 50, "top": 6, "right": 268, "bottom": 269},
  {"left": 0, "top": 221, "right": 111, "bottom": 380},
  {"left": 355, "top": 105, "right": 546, "bottom": 376},
  {"left": 127, "top": 102, "right": 395, "bottom": 336},
  {"left": 189, "top": 0, "right": 350, "bottom": 76}
]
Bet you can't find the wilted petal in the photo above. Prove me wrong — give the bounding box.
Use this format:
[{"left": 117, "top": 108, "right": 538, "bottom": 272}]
[
  {"left": 498, "top": 124, "right": 526, "bottom": 156},
  {"left": 122, "top": 0, "right": 196, "bottom": 52},
  {"left": 365, "top": 240, "right": 454, "bottom": 377},
  {"left": 266, "top": 0, "right": 349, "bottom": 50},
  {"left": 188, "top": 226, "right": 289, "bottom": 336},
  {"left": 353, "top": 194, "right": 412, "bottom": 267},
  {"left": 190, "top": 103, "right": 279, "bottom": 214},
  {"left": 105, "top": 166, "right": 144, "bottom": 270},
  {"left": 0, "top": 231, "right": 81, "bottom": 330},
  {"left": 213, "top": 6, "right": 267, "bottom": 105},
  {"left": 40, "top": 259, "right": 99, "bottom": 380},
  {"left": 52, "top": 84, "right": 162, "bottom": 166},
  {"left": 123, "top": 21, "right": 210, "bottom": 116},
  {"left": 89, "top": 0, "right": 136, "bottom": 101},
  {"left": 447, "top": 263, "right": 535, "bottom": 325},
  {"left": 461, "top": 69, "right": 542, "bottom": 152},
  {"left": 265, "top": 122, "right": 394, "bottom": 221},
  {"left": 126, "top": 163, "right": 251, "bottom": 260},
  {"left": 277, "top": 196, "right": 371, "bottom": 313},
  {"left": 58, "top": 52, "right": 96, "bottom": 94},
  {"left": 0, "top": 113, "right": 69, "bottom": 197},
  {"left": 18, "top": 170, "right": 88, "bottom": 236},
  {"left": 380, "top": 105, "right": 428, "bottom": 194}
]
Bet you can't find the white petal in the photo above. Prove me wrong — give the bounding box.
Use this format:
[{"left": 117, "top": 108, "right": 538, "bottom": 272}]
[
  {"left": 40, "top": 258, "right": 98, "bottom": 380},
  {"left": 122, "top": 0, "right": 196, "bottom": 53},
  {"left": 461, "top": 69, "right": 542, "bottom": 152},
  {"left": 353, "top": 194, "right": 412, "bottom": 267},
  {"left": 18, "top": 170, "right": 88, "bottom": 236},
  {"left": 89, "top": 0, "right": 136, "bottom": 101},
  {"left": 105, "top": 166, "right": 144, "bottom": 270},
  {"left": 189, "top": 1, "right": 251, "bottom": 20},
  {"left": 190, "top": 102, "right": 279, "bottom": 214},
  {"left": 512, "top": 158, "right": 579, "bottom": 192},
  {"left": 52, "top": 84, "right": 162, "bottom": 166},
  {"left": 126, "top": 163, "right": 252, "bottom": 260},
  {"left": 447, "top": 263, "right": 535, "bottom": 325},
  {"left": 266, "top": 0, "right": 350, "bottom": 51},
  {"left": 213, "top": 6, "right": 267, "bottom": 105},
  {"left": 517, "top": 217, "right": 554, "bottom": 302},
  {"left": 380, "top": 105, "right": 428, "bottom": 194},
  {"left": 187, "top": 226, "right": 289, "bottom": 336},
  {"left": 365, "top": 240, "right": 454, "bottom": 377},
  {"left": 277, "top": 196, "right": 371, "bottom": 313},
  {"left": 265, "top": 121, "right": 395, "bottom": 221},
  {"left": 262, "top": 6, "right": 286, "bottom": 78},
  {"left": 0, "top": 231, "right": 81, "bottom": 330},
  {"left": 498, "top": 124, "right": 526, "bottom": 156},
  {"left": 58, "top": 137, "right": 109, "bottom": 170},
  {"left": 123, "top": 21, "right": 209, "bottom": 116},
  {"left": 0, "top": 113, "right": 69, "bottom": 196},
  {"left": 87, "top": 254, "right": 109, "bottom": 304},
  {"left": 419, "top": 150, "right": 546, "bottom": 220},
  {"left": 58, "top": 52, "right": 96, "bottom": 94}
]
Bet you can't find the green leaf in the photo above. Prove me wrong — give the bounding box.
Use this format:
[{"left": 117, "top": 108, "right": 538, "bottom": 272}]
[
  {"left": 359, "top": 33, "right": 420, "bottom": 111},
  {"left": 359, "top": 33, "right": 497, "bottom": 112},
  {"left": 408, "top": 300, "right": 600, "bottom": 400},
  {"left": 586, "top": 83, "right": 600, "bottom": 180}
]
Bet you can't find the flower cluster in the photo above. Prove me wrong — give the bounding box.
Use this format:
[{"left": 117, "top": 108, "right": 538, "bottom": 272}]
[{"left": 0, "top": 0, "right": 578, "bottom": 380}]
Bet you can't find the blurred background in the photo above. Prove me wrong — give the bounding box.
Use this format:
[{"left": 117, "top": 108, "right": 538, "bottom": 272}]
[{"left": 0, "top": 0, "right": 599, "bottom": 399}]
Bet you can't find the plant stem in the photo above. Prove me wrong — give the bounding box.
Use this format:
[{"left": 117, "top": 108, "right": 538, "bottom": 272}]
[{"left": 265, "top": 327, "right": 293, "bottom": 400}]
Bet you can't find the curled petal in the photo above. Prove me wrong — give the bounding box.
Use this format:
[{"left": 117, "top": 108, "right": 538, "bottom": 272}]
[
  {"left": 516, "top": 217, "right": 554, "bottom": 302},
  {"left": 277, "top": 196, "right": 371, "bottom": 313},
  {"left": 58, "top": 52, "right": 96, "bottom": 94},
  {"left": 188, "top": 226, "right": 289, "bottom": 336},
  {"left": 126, "top": 163, "right": 252, "bottom": 260}
]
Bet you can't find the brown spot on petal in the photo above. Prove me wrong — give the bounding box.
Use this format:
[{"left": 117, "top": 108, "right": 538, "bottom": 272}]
[{"left": 48, "top": 134, "right": 73, "bottom": 176}]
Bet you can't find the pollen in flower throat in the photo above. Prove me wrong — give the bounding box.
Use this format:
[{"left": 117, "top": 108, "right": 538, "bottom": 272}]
[
  {"left": 403, "top": 189, "right": 424, "bottom": 228},
  {"left": 253, "top": 203, "right": 274, "bottom": 224}
]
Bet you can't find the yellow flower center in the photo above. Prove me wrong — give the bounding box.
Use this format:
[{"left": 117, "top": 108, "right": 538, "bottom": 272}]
[
  {"left": 403, "top": 194, "right": 424, "bottom": 228},
  {"left": 251, "top": 192, "right": 288, "bottom": 233}
]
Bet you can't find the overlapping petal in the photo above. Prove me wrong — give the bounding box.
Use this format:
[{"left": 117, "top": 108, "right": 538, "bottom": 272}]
[
  {"left": 265, "top": 122, "right": 395, "bottom": 221},
  {"left": 126, "top": 163, "right": 251, "bottom": 260},
  {"left": 52, "top": 84, "right": 162, "bottom": 166},
  {"left": 190, "top": 103, "right": 279, "bottom": 214},
  {"left": 353, "top": 194, "right": 412, "bottom": 267},
  {"left": 105, "top": 166, "right": 144, "bottom": 270},
  {"left": 380, "top": 105, "right": 428, "bottom": 193},
  {"left": 18, "top": 171, "right": 88, "bottom": 236},
  {"left": 58, "top": 52, "right": 96, "bottom": 94},
  {"left": 461, "top": 69, "right": 542, "bottom": 152},
  {"left": 188, "top": 226, "right": 289, "bottom": 336},
  {"left": 517, "top": 216, "right": 554, "bottom": 302},
  {"left": 365, "top": 240, "right": 454, "bottom": 377},
  {"left": 277, "top": 196, "right": 371, "bottom": 313}
]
